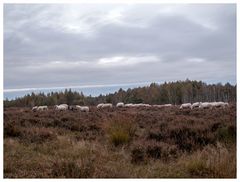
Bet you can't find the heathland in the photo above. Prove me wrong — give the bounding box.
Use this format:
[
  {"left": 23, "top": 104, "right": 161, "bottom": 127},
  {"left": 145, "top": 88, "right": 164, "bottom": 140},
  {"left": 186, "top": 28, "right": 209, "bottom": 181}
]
[{"left": 4, "top": 104, "right": 236, "bottom": 178}]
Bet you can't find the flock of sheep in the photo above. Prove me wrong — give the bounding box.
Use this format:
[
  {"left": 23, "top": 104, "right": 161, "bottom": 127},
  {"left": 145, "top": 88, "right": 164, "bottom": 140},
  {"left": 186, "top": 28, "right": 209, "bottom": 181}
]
[{"left": 32, "top": 101, "right": 229, "bottom": 112}]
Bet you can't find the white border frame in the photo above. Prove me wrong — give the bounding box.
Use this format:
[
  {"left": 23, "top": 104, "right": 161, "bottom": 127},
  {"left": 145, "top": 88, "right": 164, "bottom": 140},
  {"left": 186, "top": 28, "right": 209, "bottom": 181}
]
[{"left": 1, "top": 0, "right": 238, "bottom": 181}]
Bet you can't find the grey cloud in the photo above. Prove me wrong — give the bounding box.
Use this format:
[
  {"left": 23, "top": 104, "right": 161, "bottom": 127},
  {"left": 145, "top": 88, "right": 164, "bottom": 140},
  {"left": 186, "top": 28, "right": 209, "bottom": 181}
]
[{"left": 4, "top": 4, "right": 236, "bottom": 90}]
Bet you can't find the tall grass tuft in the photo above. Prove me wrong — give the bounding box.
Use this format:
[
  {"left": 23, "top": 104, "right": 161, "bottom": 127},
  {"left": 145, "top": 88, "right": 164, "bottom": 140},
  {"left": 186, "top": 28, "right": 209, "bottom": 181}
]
[{"left": 106, "top": 116, "right": 137, "bottom": 146}]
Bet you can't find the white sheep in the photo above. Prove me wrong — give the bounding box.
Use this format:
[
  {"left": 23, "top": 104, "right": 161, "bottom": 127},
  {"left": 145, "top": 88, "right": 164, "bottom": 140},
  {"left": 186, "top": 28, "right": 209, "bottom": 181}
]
[
  {"left": 97, "top": 103, "right": 113, "bottom": 109},
  {"left": 164, "top": 104, "right": 172, "bottom": 107},
  {"left": 37, "top": 105, "right": 48, "bottom": 111},
  {"left": 199, "top": 102, "right": 213, "bottom": 109},
  {"left": 81, "top": 106, "right": 89, "bottom": 112},
  {"left": 143, "top": 104, "right": 151, "bottom": 107},
  {"left": 76, "top": 105, "right": 89, "bottom": 112},
  {"left": 59, "top": 104, "right": 68, "bottom": 108},
  {"left": 54, "top": 105, "right": 68, "bottom": 111},
  {"left": 212, "top": 101, "right": 229, "bottom": 108},
  {"left": 180, "top": 103, "right": 191, "bottom": 109},
  {"left": 32, "top": 106, "right": 38, "bottom": 112},
  {"left": 224, "top": 102, "right": 229, "bottom": 107},
  {"left": 101, "top": 103, "right": 113, "bottom": 108},
  {"left": 153, "top": 104, "right": 164, "bottom": 108},
  {"left": 132, "top": 103, "right": 151, "bottom": 107},
  {"left": 116, "top": 102, "right": 124, "bottom": 107},
  {"left": 153, "top": 104, "right": 172, "bottom": 108},
  {"left": 124, "top": 103, "right": 134, "bottom": 108},
  {"left": 97, "top": 103, "right": 104, "bottom": 109},
  {"left": 133, "top": 103, "right": 144, "bottom": 107},
  {"left": 191, "top": 102, "right": 200, "bottom": 109}
]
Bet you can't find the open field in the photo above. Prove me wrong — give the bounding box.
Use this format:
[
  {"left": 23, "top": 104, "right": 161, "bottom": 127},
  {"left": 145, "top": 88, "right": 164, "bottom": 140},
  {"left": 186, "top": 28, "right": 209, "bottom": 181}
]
[{"left": 4, "top": 105, "right": 236, "bottom": 178}]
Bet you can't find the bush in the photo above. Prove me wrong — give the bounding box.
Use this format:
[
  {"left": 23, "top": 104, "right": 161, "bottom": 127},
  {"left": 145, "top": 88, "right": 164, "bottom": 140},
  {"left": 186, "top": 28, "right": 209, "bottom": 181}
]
[
  {"left": 20, "top": 127, "right": 57, "bottom": 143},
  {"left": 131, "top": 146, "right": 145, "bottom": 164},
  {"left": 110, "top": 130, "right": 129, "bottom": 146},
  {"left": 148, "top": 129, "right": 164, "bottom": 141},
  {"left": 216, "top": 125, "right": 236, "bottom": 144},
  {"left": 146, "top": 143, "right": 162, "bottom": 159},
  {"left": 145, "top": 141, "right": 178, "bottom": 161},
  {"left": 4, "top": 121, "right": 21, "bottom": 137},
  {"left": 52, "top": 159, "right": 94, "bottom": 178},
  {"left": 107, "top": 117, "right": 136, "bottom": 146},
  {"left": 187, "top": 159, "right": 210, "bottom": 176}
]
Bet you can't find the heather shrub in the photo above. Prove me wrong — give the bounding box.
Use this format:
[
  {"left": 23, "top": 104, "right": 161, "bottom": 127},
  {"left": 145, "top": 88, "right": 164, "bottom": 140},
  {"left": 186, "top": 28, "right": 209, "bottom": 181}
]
[
  {"left": 145, "top": 141, "right": 178, "bottom": 161},
  {"left": 147, "top": 129, "right": 164, "bottom": 141},
  {"left": 20, "top": 127, "right": 57, "bottom": 143},
  {"left": 187, "top": 158, "right": 210, "bottom": 176},
  {"left": 51, "top": 159, "right": 94, "bottom": 178},
  {"left": 4, "top": 121, "right": 21, "bottom": 137},
  {"left": 216, "top": 125, "right": 236, "bottom": 144},
  {"left": 131, "top": 146, "right": 145, "bottom": 164}
]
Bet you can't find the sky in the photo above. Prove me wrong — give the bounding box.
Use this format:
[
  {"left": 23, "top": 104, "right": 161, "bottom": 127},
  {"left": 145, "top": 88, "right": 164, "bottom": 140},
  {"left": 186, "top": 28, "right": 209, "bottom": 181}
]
[{"left": 4, "top": 4, "right": 236, "bottom": 97}]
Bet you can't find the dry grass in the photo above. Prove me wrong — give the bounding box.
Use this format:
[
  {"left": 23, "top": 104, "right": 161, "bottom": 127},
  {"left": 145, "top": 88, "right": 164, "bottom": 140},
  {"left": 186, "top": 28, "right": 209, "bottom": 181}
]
[{"left": 4, "top": 105, "right": 236, "bottom": 178}]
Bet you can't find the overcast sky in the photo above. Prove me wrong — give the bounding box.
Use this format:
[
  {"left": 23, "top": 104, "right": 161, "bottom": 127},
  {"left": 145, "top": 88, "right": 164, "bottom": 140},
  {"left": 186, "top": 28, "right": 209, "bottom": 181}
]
[{"left": 4, "top": 4, "right": 236, "bottom": 91}]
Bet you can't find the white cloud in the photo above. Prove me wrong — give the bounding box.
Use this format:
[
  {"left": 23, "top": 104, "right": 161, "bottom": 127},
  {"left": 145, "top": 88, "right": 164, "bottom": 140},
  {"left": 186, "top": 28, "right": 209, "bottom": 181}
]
[
  {"left": 186, "top": 58, "right": 206, "bottom": 63},
  {"left": 97, "top": 56, "right": 160, "bottom": 67},
  {"left": 4, "top": 4, "right": 236, "bottom": 90}
]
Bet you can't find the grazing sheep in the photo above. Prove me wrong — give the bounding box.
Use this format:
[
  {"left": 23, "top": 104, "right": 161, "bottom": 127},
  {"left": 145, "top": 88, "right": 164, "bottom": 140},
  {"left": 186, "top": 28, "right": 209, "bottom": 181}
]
[
  {"left": 131, "top": 103, "right": 151, "bottom": 108},
  {"left": 224, "top": 102, "right": 229, "bottom": 107},
  {"left": 191, "top": 102, "right": 200, "bottom": 109},
  {"left": 75, "top": 105, "right": 89, "bottom": 112},
  {"left": 180, "top": 103, "right": 191, "bottom": 109},
  {"left": 79, "top": 106, "right": 90, "bottom": 112},
  {"left": 37, "top": 105, "right": 48, "bottom": 111},
  {"left": 153, "top": 104, "right": 164, "bottom": 108},
  {"left": 97, "top": 103, "right": 104, "bottom": 109},
  {"left": 164, "top": 104, "right": 172, "bottom": 107},
  {"left": 153, "top": 104, "right": 172, "bottom": 108},
  {"left": 75, "top": 105, "right": 82, "bottom": 110},
  {"left": 96, "top": 103, "right": 113, "bottom": 109},
  {"left": 124, "top": 103, "right": 134, "bottom": 108},
  {"left": 32, "top": 106, "right": 38, "bottom": 112},
  {"left": 59, "top": 104, "right": 68, "bottom": 108},
  {"left": 68, "top": 105, "right": 78, "bottom": 111},
  {"left": 133, "top": 103, "right": 144, "bottom": 107},
  {"left": 54, "top": 105, "right": 68, "bottom": 111},
  {"left": 101, "top": 103, "right": 113, "bottom": 108},
  {"left": 199, "top": 102, "right": 213, "bottom": 109},
  {"left": 143, "top": 104, "right": 151, "bottom": 107},
  {"left": 116, "top": 102, "right": 124, "bottom": 107},
  {"left": 212, "top": 101, "right": 229, "bottom": 108}
]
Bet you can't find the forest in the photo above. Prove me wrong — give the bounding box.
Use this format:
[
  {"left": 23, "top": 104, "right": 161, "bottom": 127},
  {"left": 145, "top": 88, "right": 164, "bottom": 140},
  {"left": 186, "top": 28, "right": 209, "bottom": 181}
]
[{"left": 4, "top": 79, "right": 236, "bottom": 107}]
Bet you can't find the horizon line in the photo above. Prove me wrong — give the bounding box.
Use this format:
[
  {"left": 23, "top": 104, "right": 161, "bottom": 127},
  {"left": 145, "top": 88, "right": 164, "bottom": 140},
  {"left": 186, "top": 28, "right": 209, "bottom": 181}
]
[
  {"left": 4, "top": 81, "right": 153, "bottom": 93},
  {"left": 4, "top": 79, "right": 236, "bottom": 93}
]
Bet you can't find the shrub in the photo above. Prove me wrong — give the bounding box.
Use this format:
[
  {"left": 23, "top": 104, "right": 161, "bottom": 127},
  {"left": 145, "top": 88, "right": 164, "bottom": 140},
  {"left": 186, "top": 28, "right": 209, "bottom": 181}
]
[
  {"left": 20, "top": 127, "right": 57, "bottom": 143},
  {"left": 187, "top": 159, "right": 210, "bottom": 176},
  {"left": 51, "top": 159, "right": 94, "bottom": 178},
  {"left": 110, "top": 130, "right": 129, "bottom": 146},
  {"left": 216, "top": 125, "right": 236, "bottom": 144},
  {"left": 106, "top": 117, "right": 136, "bottom": 146},
  {"left": 146, "top": 143, "right": 162, "bottom": 159},
  {"left": 148, "top": 129, "right": 164, "bottom": 141},
  {"left": 145, "top": 141, "right": 178, "bottom": 161},
  {"left": 170, "top": 127, "right": 195, "bottom": 152},
  {"left": 4, "top": 121, "right": 21, "bottom": 137},
  {"left": 131, "top": 146, "right": 145, "bottom": 164}
]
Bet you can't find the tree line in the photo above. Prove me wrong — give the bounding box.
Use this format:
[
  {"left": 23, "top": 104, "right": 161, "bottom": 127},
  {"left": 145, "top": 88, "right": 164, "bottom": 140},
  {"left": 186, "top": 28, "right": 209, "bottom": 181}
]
[{"left": 4, "top": 80, "right": 236, "bottom": 108}]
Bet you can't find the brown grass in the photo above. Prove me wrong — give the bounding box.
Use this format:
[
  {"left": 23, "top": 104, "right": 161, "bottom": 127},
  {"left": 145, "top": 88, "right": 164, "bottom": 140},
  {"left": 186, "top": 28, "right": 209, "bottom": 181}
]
[{"left": 4, "top": 105, "right": 236, "bottom": 178}]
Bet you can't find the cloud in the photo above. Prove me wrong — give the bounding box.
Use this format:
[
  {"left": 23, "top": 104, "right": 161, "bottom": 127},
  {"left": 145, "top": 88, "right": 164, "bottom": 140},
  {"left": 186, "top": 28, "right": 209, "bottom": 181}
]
[
  {"left": 4, "top": 4, "right": 236, "bottom": 91},
  {"left": 97, "top": 56, "right": 160, "bottom": 67},
  {"left": 186, "top": 58, "right": 206, "bottom": 63}
]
